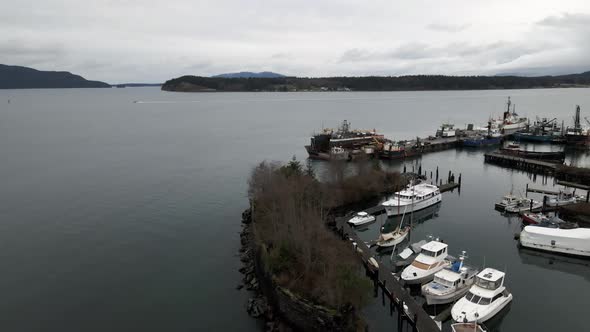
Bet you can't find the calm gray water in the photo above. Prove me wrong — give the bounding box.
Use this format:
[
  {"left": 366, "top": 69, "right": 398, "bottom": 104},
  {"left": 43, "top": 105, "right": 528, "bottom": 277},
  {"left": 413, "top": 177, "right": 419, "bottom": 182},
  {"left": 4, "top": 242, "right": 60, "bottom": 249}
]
[{"left": 0, "top": 87, "right": 589, "bottom": 331}]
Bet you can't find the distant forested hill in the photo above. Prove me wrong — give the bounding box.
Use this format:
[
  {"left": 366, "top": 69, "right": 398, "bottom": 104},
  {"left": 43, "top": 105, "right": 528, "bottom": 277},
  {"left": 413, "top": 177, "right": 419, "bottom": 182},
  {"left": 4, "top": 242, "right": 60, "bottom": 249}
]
[
  {"left": 162, "top": 72, "right": 590, "bottom": 92},
  {"left": 213, "top": 71, "right": 285, "bottom": 78},
  {"left": 0, "top": 64, "right": 110, "bottom": 89}
]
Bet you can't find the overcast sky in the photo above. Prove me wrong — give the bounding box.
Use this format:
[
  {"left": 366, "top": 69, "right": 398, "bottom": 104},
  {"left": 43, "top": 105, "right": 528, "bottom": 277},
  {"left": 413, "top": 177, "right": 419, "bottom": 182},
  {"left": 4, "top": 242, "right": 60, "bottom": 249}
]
[{"left": 1, "top": 0, "right": 589, "bottom": 83}]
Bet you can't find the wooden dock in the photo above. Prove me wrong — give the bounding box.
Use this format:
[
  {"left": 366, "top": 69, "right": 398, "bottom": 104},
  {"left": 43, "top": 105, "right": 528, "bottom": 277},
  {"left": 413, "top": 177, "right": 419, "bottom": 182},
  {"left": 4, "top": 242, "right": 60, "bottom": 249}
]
[
  {"left": 334, "top": 219, "right": 440, "bottom": 332},
  {"left": 484, "top": 152, "right": 560, "bottom": 174}
]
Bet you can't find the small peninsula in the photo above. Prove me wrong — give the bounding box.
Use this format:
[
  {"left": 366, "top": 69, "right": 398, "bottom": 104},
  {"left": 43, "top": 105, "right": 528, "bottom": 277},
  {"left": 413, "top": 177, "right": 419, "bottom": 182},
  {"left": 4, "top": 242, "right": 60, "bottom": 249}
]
[{"left": 0, "top": 64, "right": 110, "bottom": 89}]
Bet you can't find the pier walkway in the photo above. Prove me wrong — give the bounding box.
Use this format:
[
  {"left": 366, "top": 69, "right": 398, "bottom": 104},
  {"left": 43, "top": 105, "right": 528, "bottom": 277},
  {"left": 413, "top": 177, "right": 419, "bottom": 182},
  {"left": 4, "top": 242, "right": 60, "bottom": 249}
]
[
  {"left": 334, "top": 218, "right": 440, "bottom": 332},
  {"left": 484, "top": 152, "right": 559, "bottom": 173},
  {"left": 332, "top": 182, "right": 462, "bottom": 332}
]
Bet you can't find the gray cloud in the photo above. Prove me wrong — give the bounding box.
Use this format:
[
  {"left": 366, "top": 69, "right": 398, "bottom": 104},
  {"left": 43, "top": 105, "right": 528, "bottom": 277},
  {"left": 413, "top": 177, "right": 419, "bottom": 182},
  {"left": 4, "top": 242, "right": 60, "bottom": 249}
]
[
  {"left": 0, "top": 2, "right": 589, "bottom": 82},
  {"left": 537, "top": 13, "right": 590, "bottom": 28},
  {"left": 427, "top": 23, "right": 471, "bottom": 32}
]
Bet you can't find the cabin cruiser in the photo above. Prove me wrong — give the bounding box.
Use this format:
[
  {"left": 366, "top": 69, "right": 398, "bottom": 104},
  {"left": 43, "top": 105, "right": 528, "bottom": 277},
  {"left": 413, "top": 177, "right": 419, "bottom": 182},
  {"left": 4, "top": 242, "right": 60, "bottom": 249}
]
[
  {"left": 382, "top": 183, "right": 441, "bottom": 216},
  {"left": 401, "top": 240, "right": 451, "bottom": 284},
  {"left": 519, "top": 225, "right": 590, "bottom": 257},
  {"left": 504, "top": 199, "right": 542, "bottom": 213},
  {"left": 494, "top": 194, "right": 526, "bottom": 211},
  {"left": 347, "top": 211, "right": 375, "bottom": 226},
  {"left": 451, "top": 268, "right": 512, "bottom": 323},
  {"left": 421, "top": 251, "right": 479, "bottom": 305}
]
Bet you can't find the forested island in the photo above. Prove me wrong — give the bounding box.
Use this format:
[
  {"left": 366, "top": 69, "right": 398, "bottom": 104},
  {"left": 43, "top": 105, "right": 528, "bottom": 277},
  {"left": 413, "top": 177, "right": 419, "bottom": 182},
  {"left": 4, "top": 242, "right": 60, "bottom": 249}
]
[
  {"left": 162, "top": 71, "right": 590, "bottom": 92},
  {"left": 0, "top": 64, "right": 110, "bottom": 89}
]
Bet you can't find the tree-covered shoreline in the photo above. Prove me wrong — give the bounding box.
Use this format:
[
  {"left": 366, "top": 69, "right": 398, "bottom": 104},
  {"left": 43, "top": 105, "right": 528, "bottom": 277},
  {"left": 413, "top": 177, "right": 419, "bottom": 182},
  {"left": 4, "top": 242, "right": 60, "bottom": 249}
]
[{"left": 162, "top": 71, "right": 590, "bottom": 92}]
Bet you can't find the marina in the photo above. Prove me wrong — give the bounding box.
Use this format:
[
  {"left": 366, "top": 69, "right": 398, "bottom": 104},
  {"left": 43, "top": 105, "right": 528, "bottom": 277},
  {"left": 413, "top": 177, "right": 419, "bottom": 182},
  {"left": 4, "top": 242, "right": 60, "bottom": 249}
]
[
  {"left": 4, "top": 88, "right": 590, "bottom": 332},
  {"left": 307, "top": 95, "right": 590, "bottom": 331}
]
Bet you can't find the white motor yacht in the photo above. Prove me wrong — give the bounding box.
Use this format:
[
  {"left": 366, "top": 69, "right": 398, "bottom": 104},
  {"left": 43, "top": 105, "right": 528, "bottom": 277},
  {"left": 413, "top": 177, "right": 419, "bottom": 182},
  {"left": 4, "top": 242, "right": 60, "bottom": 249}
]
[
  {"left": 421, "top": 251, "right": 479, "bottom": 305},
  {"left": 401, "top": 240, "right": 451, "bottom": 284},
  {"left": 451, "top": 268, "right": 513, "bottom": 323},
  {"left": 382, "top": 183, "right": 441, "bottom": 216},
  {"left": 347, "top": 211, "right": 375, "bottom": 226}
]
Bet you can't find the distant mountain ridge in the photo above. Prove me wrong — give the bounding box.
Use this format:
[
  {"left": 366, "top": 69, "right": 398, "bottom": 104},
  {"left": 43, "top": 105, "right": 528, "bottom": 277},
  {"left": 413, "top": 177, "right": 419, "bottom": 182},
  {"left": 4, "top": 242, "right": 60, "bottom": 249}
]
[
  {"left": 212, "top": 71, "right": 286, "bottom": 78},
  {"left": 0, "top": 64, "right": 110, "bottom": 89}
]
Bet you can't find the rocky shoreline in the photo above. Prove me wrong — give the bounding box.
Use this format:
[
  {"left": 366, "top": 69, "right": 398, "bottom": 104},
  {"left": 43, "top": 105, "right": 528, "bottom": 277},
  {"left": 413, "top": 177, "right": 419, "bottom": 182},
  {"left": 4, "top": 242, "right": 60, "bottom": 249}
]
[
  {"left": 237, "top": 208, "right": 361, "bottom": 332},
  {"left": 238, "top": 208, "right": 284, "bottom": 332}
]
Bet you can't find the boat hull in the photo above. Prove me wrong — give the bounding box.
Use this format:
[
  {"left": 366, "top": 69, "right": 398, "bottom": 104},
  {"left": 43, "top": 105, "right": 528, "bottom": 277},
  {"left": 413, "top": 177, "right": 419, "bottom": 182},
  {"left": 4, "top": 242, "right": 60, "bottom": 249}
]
[
  {"left": 452, "top": 294, "right": 512, "bottom": 323},
  {"left": 376, "top": 228, "right": 410, "bottom": 247},
  {"left": 462, "top": 137, "right": 502, "bottom": 147},
  {"left": 519, "top": 226, "right": 590, "bottom": 257},
  {"left": 422, "top": 285, "right": 471, "bottom": 305},
  {"left": 384, "top": 194, "right": 442, "bottom": 216}
]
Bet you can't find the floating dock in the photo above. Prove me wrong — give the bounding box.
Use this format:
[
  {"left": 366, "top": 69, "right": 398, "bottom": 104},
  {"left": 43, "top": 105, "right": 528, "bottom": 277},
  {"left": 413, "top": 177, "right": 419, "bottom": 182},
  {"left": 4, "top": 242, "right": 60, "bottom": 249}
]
[
  {"left": 484, "top": 152, "right": 559, "bottom": 174},
  {"left": 334, "top": 219, "right": 440, "bottom": 332}
]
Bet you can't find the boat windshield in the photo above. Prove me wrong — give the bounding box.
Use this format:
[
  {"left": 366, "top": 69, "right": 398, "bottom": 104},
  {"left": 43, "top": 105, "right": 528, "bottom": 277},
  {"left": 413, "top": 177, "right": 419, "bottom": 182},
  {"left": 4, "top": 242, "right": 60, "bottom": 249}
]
[
  {"left": 465, "top": 291, "right": 492, "bottom": 305},
  {"left": 475, "top": 276, "right": 502, "bottom": 290},
  {"left": 421, "top": 249, "right": 437, "bottom": 257},
  {"left": 434, "top": 276, "right": 453, "bottom": 287}
]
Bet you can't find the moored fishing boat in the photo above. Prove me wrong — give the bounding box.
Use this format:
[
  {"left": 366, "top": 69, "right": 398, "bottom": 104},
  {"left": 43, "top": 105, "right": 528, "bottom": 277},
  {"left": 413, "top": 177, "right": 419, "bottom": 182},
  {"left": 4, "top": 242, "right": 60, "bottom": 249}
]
[
  {"left": 519, "top": 224, "right": 590, "bottom": 257},
  {"left": 565, "top": 105, "right": 590, "bottom": 147},
  {"left": 305, "top": 120, "right": 385, "bottom": 160},
  {"left": 401, "top": 240, "right": 452, "bottom": 284},
  {"left": 347, "top": 211, "right": 375, "bottom": 226},
  {"left": 382, "top": 183, "right": 441, "bottom": 216},
  {"left": 421, "top": 251, "right": 479, "bottom": 305},
  {"left": 504, "top": 199, "right": 542, "bottom": 213},
  {"left": 451, "top": 268, "right": 513, "bottom": 323},
  {"left": 494, "top": 194, "right": 527, "bottom": 211},
  {"left": 494, "top": 97, "right": 527, "bottom": 134}
]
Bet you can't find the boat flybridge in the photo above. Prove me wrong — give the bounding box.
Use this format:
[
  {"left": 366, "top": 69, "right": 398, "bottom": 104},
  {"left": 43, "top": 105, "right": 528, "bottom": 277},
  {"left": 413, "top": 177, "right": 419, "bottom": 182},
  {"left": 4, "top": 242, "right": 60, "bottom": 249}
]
[
  {"left": 401, "top": 240, "right": 451, "bottom": 284},
  {"left": 421, "top": 251, "right": 479, "bottom": 305},
  {"left": 451, "top": 268, "right": 512, "bottom": 323},
  {"left": 382, "top": 183, "right": 441, "bottom": 217}
]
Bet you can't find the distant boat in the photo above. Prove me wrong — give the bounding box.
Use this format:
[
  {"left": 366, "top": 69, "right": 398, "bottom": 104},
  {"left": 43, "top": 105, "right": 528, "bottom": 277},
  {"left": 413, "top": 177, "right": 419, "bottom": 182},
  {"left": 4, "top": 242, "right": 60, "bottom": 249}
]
[
  {"left": 382, "top": 183, "right": 441, "bottom": 217},
  {"left": 494, "top": 194, "right": 527, "bottom": 211},
  {"left": 451, "top": 268, "right": 513, "bottom": 323},
  {"left": 493, "top": 97, "right": 528, "bottom": 134},
  {"left": 565, "top": 105, "right": 590, "bottom": 147},
  {"left": 347, "top": 212, "right": 375, "bottom": 226},
  {"left": 504, "top": 199, "right": 542, "bottom": 213}
]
